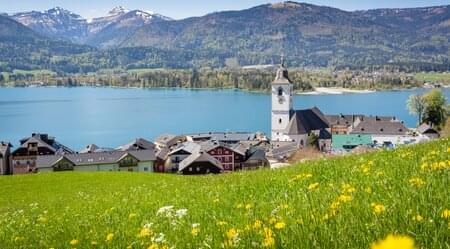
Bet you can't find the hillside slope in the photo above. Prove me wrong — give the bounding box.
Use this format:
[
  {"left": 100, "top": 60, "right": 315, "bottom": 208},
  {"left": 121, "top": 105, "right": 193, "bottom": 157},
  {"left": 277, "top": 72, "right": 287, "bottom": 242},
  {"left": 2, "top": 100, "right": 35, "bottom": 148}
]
[
  {"left": 0, "top": 15, "right": 93, "bottom": 73},
  {"left": 122, "top": 2, "right": 450, "bottom": 69},
  {"left": 0, "top": 139, "right": 449, "bottom": 248}
]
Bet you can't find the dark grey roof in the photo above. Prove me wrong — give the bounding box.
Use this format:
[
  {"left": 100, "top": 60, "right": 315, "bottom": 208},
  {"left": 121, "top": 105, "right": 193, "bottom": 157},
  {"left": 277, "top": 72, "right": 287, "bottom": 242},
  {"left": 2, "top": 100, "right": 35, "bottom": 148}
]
[
  {"left": 117, "top": 138, "right": 155, "bottom": 151},
  {"left": 285, "top": 107, "right": 329, "bottom": 135},
  {"left": 245, "top": 149, "right": 267, "bottom": 162},
  {"left": 36, "top": 149, "right": 156, "bottom": 168},
  {"left": 325, "top": 114, "right": 364, "bottom": 126},
  {"left": 319, "top": 129, "right": 332, "bottom": 139},
  {"left": 156, "top": 147, "right": 170, "bottom": 160},
  {"left": 349, "top": 119, "right": 408, "bottom": 135},
  {"left": 178, "top": 151, "right": 223, "bottom": 172},
  {"left": 417, "top": 123, "right": 438, "bottom": 134}
]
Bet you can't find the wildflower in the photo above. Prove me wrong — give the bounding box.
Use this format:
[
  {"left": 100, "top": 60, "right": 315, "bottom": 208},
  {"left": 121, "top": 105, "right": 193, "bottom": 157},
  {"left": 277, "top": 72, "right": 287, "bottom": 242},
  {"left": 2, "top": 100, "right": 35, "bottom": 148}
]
[
  {"left": 154, "top": 233, "right": 166, "bottom": 243},
  {"left": 37, "top": 216, "right": 48, "bottom": 224},
  {"left": 236, "top": 203, "right": 243, "bottom": 208},
  {"left": 91, "top": 241, "right": 98, "bottom": 246},
  {"left": 409, "top": 177, "right": 425, "bottom": 187},
  {"left": 156, "top": 205, "right": 174, "bottom": 216},
  {"left": 262, "top": 227, "right": 275, "bottom": 247},
  {"left": 330, "top": 201, "right": 340, "bottom": 210},
  {"left": 371, "top": 234, "right": 415, "bottom": 249},
  {"left": 147, "top": 244, "right": 158, "bottom": 249},
  {"left": 308, "top": 182, "right": 320, "bottom": 191},
  {"left": 253, "top": 219, "right": 262, "bottom": 229},
  {"left": 224, "top": 228, "right": 240, "bottom": 247},
  {"left": 175, "top": 208, "right": 188, "bottom": 218},
  {"left": 342, "top": 184, "right": 356, "bottom": 194},
  {"left": 245, "top": 204, "right": 253, "bottom": 210},
  {"left": 226, "top": 228, "right": 237, "bottom": 240},
  {"left": 413, "top": 214, "right": 424, "bottom": 222},
  {"left": 14, "top": 236, "right": 24, "bottom": 242},
  {"left": 191, "top": 227, "right": 200, "bottom": 236},
  {"left": 365, "top": 187, "right": 373, "bottom": 193},
  {"left": 371, "top": 203, "right": 386, "bottom": 215},
  {"left": 69, "top": 239, "right": 79, "bottom": 246},
  {"left": 128, "top": 213, "right": 137, "bottom": 219},
  {"left": 106, "top": 233, "right": 114, "bottom": 242},
  {"left": 138, "top": 227, "right": 152, "bottom": 238},
  {"left": 442, "top": 209, "right": 450, "bottom": 219},
  {"left": 213, "top": 198, "right": 220, "bottom": 203},
  {"left": 274, "top": 222, "right": 285, "bottom": 230}
]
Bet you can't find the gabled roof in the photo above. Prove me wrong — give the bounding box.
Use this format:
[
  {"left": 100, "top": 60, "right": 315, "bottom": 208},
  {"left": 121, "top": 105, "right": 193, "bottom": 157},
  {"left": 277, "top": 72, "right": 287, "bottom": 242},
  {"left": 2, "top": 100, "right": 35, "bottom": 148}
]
[
  {"left": 349, "top": 118, "right": 408, "bottom": 135},
  {"left": 169, "top": 141, "right": 201, "bottom": 156},
  {"left": 200, "top": 140, "right": 247, "bottom": 156},
  {"left": 178, "top": 151, "right": 223, "bottom": 172},
  {"left": 155, "top": 147, "right": 170, "bottom": 160},
  {"left": 116, "top": 138, "right": 155, "bottom": 151},
  {"left": 417, "top": 123, "right": 438, "bottom": 134},
  {"left": 285, "top": 107, "right": 329, "bottom": 135},
  {"left": 155, "top": 134, "right": 183, "bottom": 147},
  {"left": 36, "top": 149, "right": 156, "bottom": 168}
]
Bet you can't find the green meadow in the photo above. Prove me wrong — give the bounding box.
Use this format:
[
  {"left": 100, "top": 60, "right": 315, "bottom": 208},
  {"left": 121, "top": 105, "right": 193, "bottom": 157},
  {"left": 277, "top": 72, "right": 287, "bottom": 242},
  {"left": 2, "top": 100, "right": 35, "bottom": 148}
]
[{"left": 0, "top": 139, "right": 449, "bottom": 249}]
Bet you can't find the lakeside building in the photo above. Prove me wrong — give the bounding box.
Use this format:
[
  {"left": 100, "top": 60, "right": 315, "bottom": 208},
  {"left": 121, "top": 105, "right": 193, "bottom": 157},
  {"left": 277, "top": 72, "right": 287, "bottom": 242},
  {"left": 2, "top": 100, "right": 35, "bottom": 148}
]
[
  {"left": 11, "top": 133, "right": 74, "bottom": 174},
  {"left": 0, "top": 142, "right": 12, "bottom": 175},
  {"left": 36, "top": 150, "right": 156, "bottom": 172}
]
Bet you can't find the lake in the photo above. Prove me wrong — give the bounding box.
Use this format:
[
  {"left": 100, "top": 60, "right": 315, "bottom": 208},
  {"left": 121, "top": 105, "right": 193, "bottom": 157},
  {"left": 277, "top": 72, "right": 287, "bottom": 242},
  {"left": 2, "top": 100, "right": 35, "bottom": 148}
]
[{"left": 0, "top": 87, "right": 448, "bottom": 150}]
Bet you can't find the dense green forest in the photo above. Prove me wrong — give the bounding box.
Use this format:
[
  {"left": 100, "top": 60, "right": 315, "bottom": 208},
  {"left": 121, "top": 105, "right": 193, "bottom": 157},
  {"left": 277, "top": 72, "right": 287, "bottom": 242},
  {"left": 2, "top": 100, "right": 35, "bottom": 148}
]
[{"left": 1, "top": 68, "right": 430, "bottom": 92}]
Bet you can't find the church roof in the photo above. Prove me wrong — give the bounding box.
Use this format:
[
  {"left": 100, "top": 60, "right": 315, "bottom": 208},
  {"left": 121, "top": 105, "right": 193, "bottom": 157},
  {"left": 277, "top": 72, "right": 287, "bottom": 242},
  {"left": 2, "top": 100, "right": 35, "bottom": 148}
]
[{"left": 285, "top": 107, "right": 330, "bottom": 135}]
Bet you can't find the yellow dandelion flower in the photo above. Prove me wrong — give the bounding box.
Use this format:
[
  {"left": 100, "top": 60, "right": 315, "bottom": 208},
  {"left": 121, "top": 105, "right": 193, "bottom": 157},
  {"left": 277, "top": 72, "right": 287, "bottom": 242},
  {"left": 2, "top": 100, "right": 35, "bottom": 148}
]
[
  {"left": 308, "top": 182, "right": 320, "bottom": 191},
  {"left": 269, "top": 217, "right": 277, "bottom": 224},
  {"left": 274, "top": 222, "right": 285, "bottom": 230},
  {"left": 413, "top": 214, "right": 424, "bottom": 222},
  {"left": 330, "top": 201, "right": 340, "bottom": 210},
  {"left": 447, "top": 147, "right": 450, "bottom": 153},
  {"left": 69, "top": 239, "right": 79, "bottom": 246},
  {"left": 226, "top": 228, "right": 237, "bottom": 239},
  {"left": 147, "top": 244, "right": 158, "bottom": 249},
  {"left": 191, "top": 227, "right": 200, "bottom": 237},
  {"left": 213, "top": 198, "right": 220, "bottom": 203},
  {"left": 138, "top": 228, "right": 152, "bottom": 238},
  {"left": 409, "top": 177, "right": 426, "bottom": 187},
  {"left": 371, "top": 203, "right": 386, "bottom": 215},
  {"left": 442, "top": 209, "right": 450, "bottom": 219},
  {"left": 106, "top": 233, "right": 114, "bottom": 242},
  {"left": 342, "top": 183, "right": 356, "bottom": 194},
  {"left": 245, "top": 204, "right": 253, "bottom": 210},
  {"left": 253, "top": 219, "right": 262, "bottom": 229},
  {"left": 371, "top": 234, "right": 415, "bottom": 249},
  {"left": 365, "top": 187, "right": 373, "bottom": 193},
  {"left": 262, "top": 227, "right": 274, "bottom": 247}
]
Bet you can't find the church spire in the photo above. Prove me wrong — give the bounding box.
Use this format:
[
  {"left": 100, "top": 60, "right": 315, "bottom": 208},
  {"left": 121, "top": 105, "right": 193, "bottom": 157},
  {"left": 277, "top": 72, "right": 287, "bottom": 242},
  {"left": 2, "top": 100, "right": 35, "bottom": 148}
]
[{"left": 273, "top": 55, "right": 291, "bottom": 84}]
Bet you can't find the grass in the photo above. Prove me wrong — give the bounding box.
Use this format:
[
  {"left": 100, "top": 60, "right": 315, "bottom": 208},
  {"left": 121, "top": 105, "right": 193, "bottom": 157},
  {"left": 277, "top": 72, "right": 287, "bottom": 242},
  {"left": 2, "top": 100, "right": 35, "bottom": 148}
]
[
  {"left": 0, "top": 139, "right": 449, "bottom": 248},
  {"left": 414, "top": 72, "right": 450, "bottom": 84}
]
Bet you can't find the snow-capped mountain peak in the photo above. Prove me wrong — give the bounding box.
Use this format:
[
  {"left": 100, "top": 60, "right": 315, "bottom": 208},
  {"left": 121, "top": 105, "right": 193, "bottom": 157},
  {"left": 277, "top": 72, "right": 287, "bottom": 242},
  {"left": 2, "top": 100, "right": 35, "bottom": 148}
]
[{"left": 108, "top": 6, "right": 130, "bottom": 16}]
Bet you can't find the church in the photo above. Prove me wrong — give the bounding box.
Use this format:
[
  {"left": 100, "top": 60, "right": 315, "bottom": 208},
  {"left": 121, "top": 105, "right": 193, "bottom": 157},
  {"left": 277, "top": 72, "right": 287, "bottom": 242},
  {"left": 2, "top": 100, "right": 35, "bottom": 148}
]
[{"left": 271, "top": 59, "right": 331, "bottom": 150}]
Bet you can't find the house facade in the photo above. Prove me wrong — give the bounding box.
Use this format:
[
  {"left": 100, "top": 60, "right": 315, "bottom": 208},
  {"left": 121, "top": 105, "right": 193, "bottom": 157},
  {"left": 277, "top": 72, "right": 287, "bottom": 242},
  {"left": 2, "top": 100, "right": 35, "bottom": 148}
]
[{"left": 11, "top": 133, "right": 74, "bottom": 174}]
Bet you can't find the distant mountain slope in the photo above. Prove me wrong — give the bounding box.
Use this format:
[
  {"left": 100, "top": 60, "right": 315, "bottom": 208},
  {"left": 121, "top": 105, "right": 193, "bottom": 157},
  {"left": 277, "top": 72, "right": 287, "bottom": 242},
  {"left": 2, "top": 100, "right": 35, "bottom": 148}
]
[
  {"left": 121, "top": 2, "right": 450, "bottom": 68},
  {"left": 10, "top": 7, "right": 88, "bottom": 43},
  {"left": 0, "top": 15, "right": 92, "bottom": 72}
]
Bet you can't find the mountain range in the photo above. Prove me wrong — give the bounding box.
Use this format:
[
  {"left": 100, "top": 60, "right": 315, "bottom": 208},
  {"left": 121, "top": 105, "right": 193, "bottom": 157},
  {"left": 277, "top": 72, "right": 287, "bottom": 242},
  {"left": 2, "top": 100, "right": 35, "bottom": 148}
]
[{"left": 0, "top": 2, "right": 449, "bottom": 73}]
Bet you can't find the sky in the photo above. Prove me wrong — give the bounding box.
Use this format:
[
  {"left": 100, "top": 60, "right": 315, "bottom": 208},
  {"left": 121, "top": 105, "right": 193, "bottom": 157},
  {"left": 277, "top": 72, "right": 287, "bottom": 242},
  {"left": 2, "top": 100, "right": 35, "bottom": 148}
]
[{"left": 0, "top": 0, "right": 448, "bottom": 19}]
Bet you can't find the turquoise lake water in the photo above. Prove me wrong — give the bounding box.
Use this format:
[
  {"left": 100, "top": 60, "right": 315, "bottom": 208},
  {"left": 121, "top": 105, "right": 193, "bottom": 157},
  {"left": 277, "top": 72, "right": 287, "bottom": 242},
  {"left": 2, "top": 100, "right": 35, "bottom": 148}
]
[{"left": 0, "top": 87, "right": 448, "bottom": 150}]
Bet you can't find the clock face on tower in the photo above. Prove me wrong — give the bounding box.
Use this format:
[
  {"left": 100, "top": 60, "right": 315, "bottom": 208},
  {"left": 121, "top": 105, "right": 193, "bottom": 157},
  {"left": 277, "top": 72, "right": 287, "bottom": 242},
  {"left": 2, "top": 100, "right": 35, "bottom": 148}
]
[{"left": 278, "top": 96, "right": 284, "bottom": 104}]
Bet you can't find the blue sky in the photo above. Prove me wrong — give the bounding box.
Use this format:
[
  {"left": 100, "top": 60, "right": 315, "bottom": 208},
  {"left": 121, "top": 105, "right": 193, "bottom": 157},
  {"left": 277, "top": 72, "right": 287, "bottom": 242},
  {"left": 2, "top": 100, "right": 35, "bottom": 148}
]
[{"left": 1, "top": 0, "right": 448, "bottom": 19}]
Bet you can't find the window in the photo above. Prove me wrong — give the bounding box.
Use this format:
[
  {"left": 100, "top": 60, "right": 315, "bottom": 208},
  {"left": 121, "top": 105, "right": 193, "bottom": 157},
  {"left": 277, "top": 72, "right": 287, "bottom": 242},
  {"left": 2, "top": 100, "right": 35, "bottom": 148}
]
[
  {"left": 144, "top": 167, "right": 148, "bottom": 171},
  {"left": 279, "top": 118, "right": 282, "bottom": 124},
  {"left": 278, "top": 87, "right": 283, "bottom": 96}
]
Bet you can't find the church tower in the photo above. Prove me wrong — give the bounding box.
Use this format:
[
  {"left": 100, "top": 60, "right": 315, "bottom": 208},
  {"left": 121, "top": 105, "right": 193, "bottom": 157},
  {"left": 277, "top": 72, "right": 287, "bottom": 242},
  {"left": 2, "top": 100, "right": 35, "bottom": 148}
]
[{"left": 271, "top": 57, "right": 293, "bottom": 141}]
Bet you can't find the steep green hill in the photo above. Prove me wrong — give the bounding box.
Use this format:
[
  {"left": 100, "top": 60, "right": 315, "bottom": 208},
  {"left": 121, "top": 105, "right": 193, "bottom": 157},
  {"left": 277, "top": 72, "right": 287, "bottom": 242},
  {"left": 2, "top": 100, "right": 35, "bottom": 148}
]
[{"left": 0, "top": 139, "right": 449, "bottom": 248}]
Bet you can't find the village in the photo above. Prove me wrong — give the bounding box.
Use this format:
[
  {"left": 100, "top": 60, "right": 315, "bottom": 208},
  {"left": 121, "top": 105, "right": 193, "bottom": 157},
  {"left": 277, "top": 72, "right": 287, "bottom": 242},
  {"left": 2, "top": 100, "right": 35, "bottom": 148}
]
[{"left": 0, "top": 61, "right": 441, "bottom": 176}]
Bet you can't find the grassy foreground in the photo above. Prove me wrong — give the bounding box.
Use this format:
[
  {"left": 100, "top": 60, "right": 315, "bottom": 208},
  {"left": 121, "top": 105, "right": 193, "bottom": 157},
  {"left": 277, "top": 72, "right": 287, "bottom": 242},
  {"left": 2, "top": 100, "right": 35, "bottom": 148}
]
[{"left": 0, "top": 139, "right": 449, "bottom": 249}]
